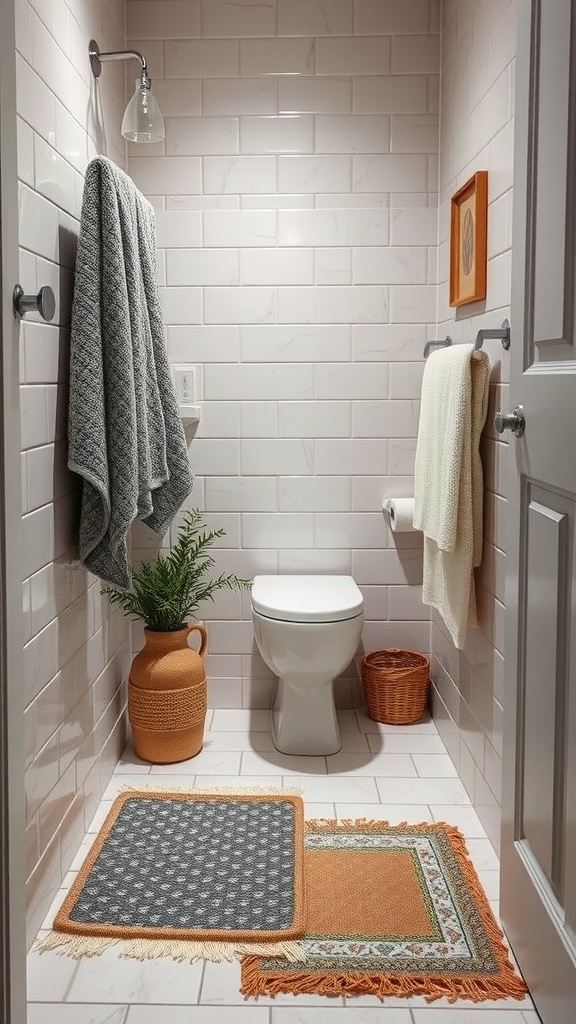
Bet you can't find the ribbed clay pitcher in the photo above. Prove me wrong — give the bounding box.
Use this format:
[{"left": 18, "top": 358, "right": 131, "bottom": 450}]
[{"left": 128, "top": 623, "right": 208, "bottom": 764}]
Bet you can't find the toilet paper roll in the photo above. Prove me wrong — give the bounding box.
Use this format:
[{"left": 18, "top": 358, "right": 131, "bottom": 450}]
[{"left": 383, "top": 497, "right": 417, "bottom": 533}]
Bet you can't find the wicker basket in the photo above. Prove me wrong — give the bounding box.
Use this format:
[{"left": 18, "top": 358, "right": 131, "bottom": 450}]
[{"left": 361, "top": 648, "right": 430, "bottom": 724}]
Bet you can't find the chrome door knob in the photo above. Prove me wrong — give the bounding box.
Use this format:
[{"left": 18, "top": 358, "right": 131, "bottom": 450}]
[
  {"left": 13, "top": 284, "right": 56, "bottom": 321},
  {"left": 495, "top": 404, "right": 525, "bottom": 437}
]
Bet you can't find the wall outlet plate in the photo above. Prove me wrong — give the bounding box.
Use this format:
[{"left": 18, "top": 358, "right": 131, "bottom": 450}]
[{"left": 172, "top": 364, "right": 196, "bottom": 404}]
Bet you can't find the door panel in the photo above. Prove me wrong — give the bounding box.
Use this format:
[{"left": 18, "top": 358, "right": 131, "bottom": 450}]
[
  {"left": 523, "top": 493, "right": 570, "bottom": 891},
  {"left": 532, "top": 1, "right": 572, "bottom": 346},
  {"left": 501, "top": 1, "right": 576, "bottom": 1020}
]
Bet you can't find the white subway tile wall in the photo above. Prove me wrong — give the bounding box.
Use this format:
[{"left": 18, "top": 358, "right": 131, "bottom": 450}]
[
  {"left": 432, "top": 0, "right": 516, "bottom": 851},
  {"left": 17, "top": 0, "right": 130, "bottom": 947},
  {"left": 127, "top": 0, "right": 441, "bottom": 710}
]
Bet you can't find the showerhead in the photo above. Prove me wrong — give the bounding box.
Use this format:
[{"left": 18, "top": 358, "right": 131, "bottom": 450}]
[{"left": 89, "top": 39, "right": 165, "bottom": 144}]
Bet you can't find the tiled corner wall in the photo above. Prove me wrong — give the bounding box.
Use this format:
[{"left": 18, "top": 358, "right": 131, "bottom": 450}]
[
  {"left": 16, "top": 0, "right": 131, "bottom": 946},
  {"left": 127, "top": 0, "right": 441, "bottom": 709},
  {"left": 432, "top": 0, "right": 516, "bottom": 850}
]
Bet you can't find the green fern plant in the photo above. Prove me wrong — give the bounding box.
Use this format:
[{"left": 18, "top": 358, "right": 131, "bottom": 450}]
[{"left": 103, "top": 509, "right": 251, "bottom": 631}]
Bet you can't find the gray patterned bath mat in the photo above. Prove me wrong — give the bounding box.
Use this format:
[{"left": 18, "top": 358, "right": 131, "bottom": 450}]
[{"left": 40, "top": 789, "right": 306, "bottom": 963}]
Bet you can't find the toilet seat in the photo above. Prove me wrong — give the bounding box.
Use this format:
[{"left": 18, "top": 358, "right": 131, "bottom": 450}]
[{"left": 251, "top": 575, "right": 363, "bottom": 623}]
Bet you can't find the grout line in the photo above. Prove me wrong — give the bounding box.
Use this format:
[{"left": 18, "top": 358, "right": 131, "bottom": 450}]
[
  {"left": 197, "top": 956, "right": 207, "bottom": 1005},
  {"left": 60, "top": 954, "right": 81, "bottom": 1004}
]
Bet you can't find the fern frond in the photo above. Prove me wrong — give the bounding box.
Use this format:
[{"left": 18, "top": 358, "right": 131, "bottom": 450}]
[{"left": 102, "top": 509, "right": 251, "bottom": 630}]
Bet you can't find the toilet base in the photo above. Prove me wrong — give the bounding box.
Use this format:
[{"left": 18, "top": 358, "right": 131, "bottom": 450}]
[{"left": 272, "top": 676, "right": 341, "bottom": 756}]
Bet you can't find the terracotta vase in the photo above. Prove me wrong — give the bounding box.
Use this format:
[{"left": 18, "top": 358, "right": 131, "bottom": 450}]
[{"left": 128, "top": 623, "right": 208, "bottom": 764}]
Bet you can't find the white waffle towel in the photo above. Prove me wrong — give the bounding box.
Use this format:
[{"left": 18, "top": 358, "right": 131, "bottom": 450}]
[{"left": 413, "top": 344, "right": 490, "bottom": 649}]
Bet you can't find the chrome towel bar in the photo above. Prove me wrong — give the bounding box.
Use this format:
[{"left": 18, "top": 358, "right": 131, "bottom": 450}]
[
  {"left": 474, "top": 318, "right": 510, "bottom": 351},
  {"left": 423, "top": 319, "right": 510, "bottom": 357},
  {"left": 423, "top": 337, "right": 452, "bottom": 358}
]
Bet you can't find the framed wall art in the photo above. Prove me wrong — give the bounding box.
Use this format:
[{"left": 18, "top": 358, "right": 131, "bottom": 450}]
[{"left": 449, "top": 170, "right": 488, "bottom": 306}]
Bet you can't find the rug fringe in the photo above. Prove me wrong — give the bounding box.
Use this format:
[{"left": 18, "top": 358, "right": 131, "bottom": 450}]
[
  {"left": 117, "top": 784, "right": 304, "bottom": 797},
  {"left": 305, "top": 817, "right": 458, "bottom": 832},
  {"left": 34, "top": 933, "right": 118, "bottom": 959},
  {"left": 191, "top": 785, "right": 304, "bottom": 797},
  {"left": 240, "top": 961, "right": 529, "bottom": 1003},
  {"left": 35, "top": 931, "right": 306, "bottom": 964}
]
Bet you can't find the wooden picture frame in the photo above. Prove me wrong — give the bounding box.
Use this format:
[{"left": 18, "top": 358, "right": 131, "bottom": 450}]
[{"left": 449, "top": 171, "right": 488, "bottom": 306}]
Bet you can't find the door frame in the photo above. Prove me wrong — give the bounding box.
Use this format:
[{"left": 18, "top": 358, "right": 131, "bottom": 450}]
[{"left": 0, "top": 0, "right": 27, "bottom": 1018}]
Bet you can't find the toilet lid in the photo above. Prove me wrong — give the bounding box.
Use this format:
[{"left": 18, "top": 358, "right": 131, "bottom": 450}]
[{"left": 251, "top": 575, "right": 364, "bottom": 623}]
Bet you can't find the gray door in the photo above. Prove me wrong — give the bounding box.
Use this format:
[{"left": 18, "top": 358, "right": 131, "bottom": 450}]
[
  {"left": 0, "top": 0, "right": 27, "bottom": 1020},
  {"left": 500, "top": 2, "right": 576, "bottom": 1021}
]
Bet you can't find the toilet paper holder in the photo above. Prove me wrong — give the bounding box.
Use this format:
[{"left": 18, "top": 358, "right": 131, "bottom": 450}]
[{"left": 382, "top": 498, "right": 419, "bottom": 534}]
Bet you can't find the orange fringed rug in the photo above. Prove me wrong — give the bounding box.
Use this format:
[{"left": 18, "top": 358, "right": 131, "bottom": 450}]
[{"left": 241, "top": 819, "right": 528, "bottom": 1003}]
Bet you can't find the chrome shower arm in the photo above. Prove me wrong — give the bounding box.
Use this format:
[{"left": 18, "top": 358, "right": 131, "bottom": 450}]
[{"left": 89, "top": 40, "right": 149, "bottom": 84}]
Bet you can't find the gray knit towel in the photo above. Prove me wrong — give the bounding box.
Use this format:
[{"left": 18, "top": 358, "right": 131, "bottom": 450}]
[{"left": 68, "top": 156, "right": 194, "bottom": 588}]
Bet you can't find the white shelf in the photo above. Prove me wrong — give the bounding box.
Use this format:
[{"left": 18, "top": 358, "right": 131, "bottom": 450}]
[{"left": 180, "top": 404, "right": 201, "bottom": 422}]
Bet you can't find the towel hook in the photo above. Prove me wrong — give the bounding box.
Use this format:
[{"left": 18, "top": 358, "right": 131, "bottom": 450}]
[
  {"left": 13, "top": 284, "right": 56, "bottom": 321},
  {"left": 474, "top": 319, "right": 510, "bottom": 351}
]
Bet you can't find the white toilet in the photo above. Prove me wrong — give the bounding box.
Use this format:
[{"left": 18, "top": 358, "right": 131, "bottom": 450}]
[{"left": 251, "top": 575, "right": 364, "bottom": 756}]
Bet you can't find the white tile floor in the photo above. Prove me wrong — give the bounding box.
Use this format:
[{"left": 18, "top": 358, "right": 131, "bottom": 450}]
[{"left": 27, "top": 709, "right": 540, "bottom": 1024}]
